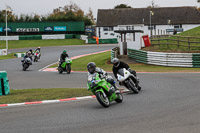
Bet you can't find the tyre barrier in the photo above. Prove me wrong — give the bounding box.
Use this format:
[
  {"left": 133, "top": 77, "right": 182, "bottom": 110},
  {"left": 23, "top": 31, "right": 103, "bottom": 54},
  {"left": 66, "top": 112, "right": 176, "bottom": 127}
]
[
  {"left": 14, "top": 53, "right": 26, "bottom": 58},
  {"left": 0, "top": 71, "right": 10, "bottom": 96},
  {"left": 88, "top": 38, "right": 118, "bottom": 44},
  {"left": 128, "top": 49, "right": 200, "bottom": 68}
]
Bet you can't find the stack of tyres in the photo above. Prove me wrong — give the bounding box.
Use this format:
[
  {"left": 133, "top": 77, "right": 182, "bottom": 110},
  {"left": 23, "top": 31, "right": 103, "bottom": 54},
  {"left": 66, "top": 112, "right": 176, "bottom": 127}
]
[{"left": 0, "top": 71, "right": 10, "bottom": 96}]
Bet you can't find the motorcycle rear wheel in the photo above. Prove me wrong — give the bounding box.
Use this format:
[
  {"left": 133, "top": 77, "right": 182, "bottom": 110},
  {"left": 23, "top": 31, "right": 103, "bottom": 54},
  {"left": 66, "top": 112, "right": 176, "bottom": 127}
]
[
  {"left": 115, "top": 93, "right": 123, "bottom": 103},
  {"left": 96, "top": 91, "right": 110, "bottom": 108},
  {"left": 58, "top": 67, "right": 63, "bottom": 74}
]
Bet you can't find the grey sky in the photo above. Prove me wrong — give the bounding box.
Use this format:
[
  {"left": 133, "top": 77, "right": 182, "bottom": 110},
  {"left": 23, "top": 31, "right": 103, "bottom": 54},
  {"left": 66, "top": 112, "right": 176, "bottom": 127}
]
[{"left": 0, "top": 0, "right": 199, "bottom": 18}]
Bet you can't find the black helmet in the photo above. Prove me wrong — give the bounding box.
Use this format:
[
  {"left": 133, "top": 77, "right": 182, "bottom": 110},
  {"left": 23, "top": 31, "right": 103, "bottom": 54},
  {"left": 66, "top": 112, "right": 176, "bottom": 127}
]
[
  {"left": 29, "top": 49, "right": 33, "bottom": 52},
  {"left": 87, "top": 62, "right": 96, "bottom": 74},
  {"left": 112, "top": 58, "right": 120, "bottom": 67}
]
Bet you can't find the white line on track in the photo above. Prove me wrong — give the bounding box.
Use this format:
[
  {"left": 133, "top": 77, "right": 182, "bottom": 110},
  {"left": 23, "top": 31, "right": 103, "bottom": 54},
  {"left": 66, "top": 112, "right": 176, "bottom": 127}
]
[{"left": 38, "top": 61, "right": 58, "bottom": 72}]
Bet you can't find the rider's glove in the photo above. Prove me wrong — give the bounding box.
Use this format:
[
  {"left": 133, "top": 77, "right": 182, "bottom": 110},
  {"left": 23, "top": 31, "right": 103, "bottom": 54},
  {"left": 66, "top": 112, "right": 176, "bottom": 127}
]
[{"left": 128, "top": 68, "right": 132, "bottom": 72}]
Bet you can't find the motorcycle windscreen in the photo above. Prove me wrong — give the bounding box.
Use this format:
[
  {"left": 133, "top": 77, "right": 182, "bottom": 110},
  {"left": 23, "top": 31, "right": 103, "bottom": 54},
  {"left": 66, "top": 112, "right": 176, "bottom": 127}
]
[
  {"left": 117, "top": 69, "right": 124, "bottom": 77},
  {"left": 88, "top": 73, "right": 96, "bottom": 82}
]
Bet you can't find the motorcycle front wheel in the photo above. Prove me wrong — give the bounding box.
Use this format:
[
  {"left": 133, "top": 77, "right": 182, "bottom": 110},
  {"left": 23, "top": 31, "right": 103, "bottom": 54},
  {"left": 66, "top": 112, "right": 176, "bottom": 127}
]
[
  {"left": 96, "top": 91, "right": 110, "bottom": 108},
  {"left": 23, "top": 64, "right": 28, "bottom": 71},
  {"left": 66, "top": 64, "right": 71, "bottom": 74},
  {"left": 127, "top": 78, "right": 139, "bottom": 94},
  {"left": 34, "top": 57, "right": 37, "bottom": 62}
]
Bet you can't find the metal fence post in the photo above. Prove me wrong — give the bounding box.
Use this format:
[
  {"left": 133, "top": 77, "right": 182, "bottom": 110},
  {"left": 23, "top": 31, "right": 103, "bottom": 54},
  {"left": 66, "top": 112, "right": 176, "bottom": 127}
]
[
  {"left": 177, "top": 36, "right": 179, "bottom": 48},
  {"left": 188, "top": 37, "right": 190, "bottom": 50}
]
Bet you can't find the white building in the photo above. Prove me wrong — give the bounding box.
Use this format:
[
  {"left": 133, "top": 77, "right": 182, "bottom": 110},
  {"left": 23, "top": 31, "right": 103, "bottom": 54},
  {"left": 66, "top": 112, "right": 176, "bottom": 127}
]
[{"left": 96, "top": 6, "right": 200, "bottom": 40}]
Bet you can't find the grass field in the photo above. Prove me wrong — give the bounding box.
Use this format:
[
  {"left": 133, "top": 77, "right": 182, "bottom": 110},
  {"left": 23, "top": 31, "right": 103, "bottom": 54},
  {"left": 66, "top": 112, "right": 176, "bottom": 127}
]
[
  {"left": 0, "top": 39, "right": 85, "bottom": 49},
  {"left": 0, "top": 88, "right": 92, "bottom": 104},
  {"left": 50, "top": 51, "right": 200, "bottom": 72}
]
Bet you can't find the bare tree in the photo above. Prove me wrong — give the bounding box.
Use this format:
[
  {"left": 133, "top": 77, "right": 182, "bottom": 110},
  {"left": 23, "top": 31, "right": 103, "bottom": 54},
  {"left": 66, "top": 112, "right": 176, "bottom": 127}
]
[
  {"left": 147, "top": 0, "right": 159, "bottom": 9},
  {"left": 86, "top": 8, "right": 95, "bottom": 24}
]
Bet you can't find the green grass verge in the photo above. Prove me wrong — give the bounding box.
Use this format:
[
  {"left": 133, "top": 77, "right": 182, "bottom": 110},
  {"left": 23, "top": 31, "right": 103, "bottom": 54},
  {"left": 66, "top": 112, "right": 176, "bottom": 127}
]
[
  {"left": 0, "top": 53, "right": 16, "bottom": 60},
  {"left": 0, "top": 39, "right": 85, "bottom": 49},
  {"left": 0, "top": 88, "right": 92, "bottom": 104},
  {"left": 49, "top": 51, "right": 200, "bottom": 72}
]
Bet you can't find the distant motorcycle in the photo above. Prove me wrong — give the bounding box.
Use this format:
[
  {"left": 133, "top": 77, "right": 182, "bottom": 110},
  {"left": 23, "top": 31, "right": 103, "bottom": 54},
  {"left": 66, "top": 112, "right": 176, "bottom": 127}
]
[
  {"left": 117, "top": 68, "right": 141, "bottom": 94},
  {"left": 33, "top": 50, "right": 41, "bottom": 62},
  {"left": 58, "top": 57, "right": 72, "bottom": 74},
  {"left": 21, "top": 57, "right": 32, "bottom": 71}
]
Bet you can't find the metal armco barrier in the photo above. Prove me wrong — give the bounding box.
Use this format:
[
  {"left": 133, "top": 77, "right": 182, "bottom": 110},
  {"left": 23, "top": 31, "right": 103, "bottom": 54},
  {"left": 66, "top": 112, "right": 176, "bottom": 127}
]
[
  {"left": 128, "top": 49, "right": 200, "bottom": 68},
  {"left": 0, "top": 71, "right": 10, "bottom": 96}
]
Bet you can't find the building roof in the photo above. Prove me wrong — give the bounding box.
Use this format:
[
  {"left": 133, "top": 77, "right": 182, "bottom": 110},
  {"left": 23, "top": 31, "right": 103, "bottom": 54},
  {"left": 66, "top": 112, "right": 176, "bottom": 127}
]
[
  {"left": 97, "top": 6, "right": 200, "bottom": 27},
  {"left": 114, "top": 30, "right": 144, "bottom": 33}
]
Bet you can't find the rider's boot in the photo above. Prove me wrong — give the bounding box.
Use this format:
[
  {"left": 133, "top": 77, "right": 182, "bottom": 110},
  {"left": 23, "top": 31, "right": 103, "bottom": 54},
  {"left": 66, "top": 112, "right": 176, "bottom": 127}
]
[{"left": 113, "top": 84, "right": 120, "bottom": 94}]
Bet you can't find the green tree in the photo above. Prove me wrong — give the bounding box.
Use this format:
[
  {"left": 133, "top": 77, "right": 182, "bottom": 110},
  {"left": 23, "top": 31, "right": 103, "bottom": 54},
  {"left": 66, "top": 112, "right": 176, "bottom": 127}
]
[
  {"left": 114, "top": 4, "right": 132, "bottom": 9},
  {"left": 0, "top": 2, "right": 93, "bottom": 25}
]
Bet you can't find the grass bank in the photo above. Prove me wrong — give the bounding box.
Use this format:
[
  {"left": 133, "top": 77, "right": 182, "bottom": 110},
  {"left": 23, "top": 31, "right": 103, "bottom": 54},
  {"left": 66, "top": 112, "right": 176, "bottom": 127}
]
[
  {"left": 50, "top": 51, "right": 200, "bottom": 72},
  {"left": 0, "top": 53, "right": 16, "bottom": 60},
  {"left": 0, "top": 88, "right": 92, "bottom": 104},
  {"left": 0, "top": 39, "right": 85, "bottom": 49},
  {"left": 144, "top": 26, "right": 200, "bottom": 52}
]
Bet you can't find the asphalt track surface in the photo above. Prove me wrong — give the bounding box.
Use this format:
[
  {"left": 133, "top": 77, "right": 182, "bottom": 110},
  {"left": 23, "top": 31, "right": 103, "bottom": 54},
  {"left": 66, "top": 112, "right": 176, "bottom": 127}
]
[{"left": 1, "top": 44, "right": 200, "bottom": 133}]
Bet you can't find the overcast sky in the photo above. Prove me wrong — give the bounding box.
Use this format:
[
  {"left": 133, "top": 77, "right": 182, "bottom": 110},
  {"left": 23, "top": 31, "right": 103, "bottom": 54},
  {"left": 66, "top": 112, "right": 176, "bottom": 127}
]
[{"left": 0, "top": 0, "right": 199, "bottom": 18}]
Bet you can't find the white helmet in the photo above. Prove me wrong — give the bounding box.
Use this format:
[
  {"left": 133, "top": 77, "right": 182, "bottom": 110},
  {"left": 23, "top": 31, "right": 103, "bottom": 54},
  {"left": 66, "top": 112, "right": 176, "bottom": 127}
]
[{"left": 112, "top": 58, "right": 120, "bottom": 67}]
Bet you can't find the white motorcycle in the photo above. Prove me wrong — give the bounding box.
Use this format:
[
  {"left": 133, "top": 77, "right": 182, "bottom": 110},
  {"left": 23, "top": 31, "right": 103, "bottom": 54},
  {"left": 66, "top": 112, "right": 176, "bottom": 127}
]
[
  {"left": 33, "top": 50, "right": 41, "bottom": 62},
  {"left": 117, "top": 68, "right": 141, "bottom": 94}
]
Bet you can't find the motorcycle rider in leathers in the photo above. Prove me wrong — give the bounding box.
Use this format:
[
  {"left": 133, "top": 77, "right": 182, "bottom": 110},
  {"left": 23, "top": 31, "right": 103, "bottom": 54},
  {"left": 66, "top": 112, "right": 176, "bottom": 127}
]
[
  {"left": 59, "top": 49, "right": 69, "bottom": 67},
  {"left": 87, "top": 62, "right": 120, "bottom": 94}
]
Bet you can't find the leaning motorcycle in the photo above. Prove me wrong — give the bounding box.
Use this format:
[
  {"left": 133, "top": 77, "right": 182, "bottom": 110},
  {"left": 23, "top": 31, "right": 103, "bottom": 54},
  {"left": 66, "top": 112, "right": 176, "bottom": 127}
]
[
  {"left": 21, "top": 57, "right": 32, "bottom": 71},
  {"left": 87, "top": 73, "right": 123, "bottom": 108},
  {"left": 117, "top": 68, "right": 141, "bottom": 94},
  {"left": 58, "top": 57, "right": 72, "bottom": 74},
  {"left": 33, "top": 50, "right": 41, "bottom": 62}
]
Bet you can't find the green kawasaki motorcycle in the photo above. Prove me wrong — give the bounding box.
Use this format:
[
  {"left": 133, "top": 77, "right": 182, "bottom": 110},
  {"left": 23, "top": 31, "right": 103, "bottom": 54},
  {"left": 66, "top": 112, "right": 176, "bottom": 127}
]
[
  {"left": 58, "top": 58, "right": 72, "bottom": 74},
  {"left": 87, "top": 73, "right": 123, "bottom": 108}
]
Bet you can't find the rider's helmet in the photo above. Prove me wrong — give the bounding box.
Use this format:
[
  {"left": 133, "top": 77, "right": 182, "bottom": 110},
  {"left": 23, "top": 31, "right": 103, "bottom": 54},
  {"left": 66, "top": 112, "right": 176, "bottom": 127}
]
[
  {"left": 62, "top": 49, "right": 67, "bottom": 55},
  {"left": 87, "top": 62, "right": 96, "bottom": 74},
  {"left": 112, "top": 58, "right": 120, "bottom": 67},
  {"left": 27, "top": 51, "right": 31, "bottom": 56},
  {"left": 29, "top": 49, "right": 33, "bottom": 53},
  {"left": 37, "top": 47, "right": 41, "bottom": 50}
]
